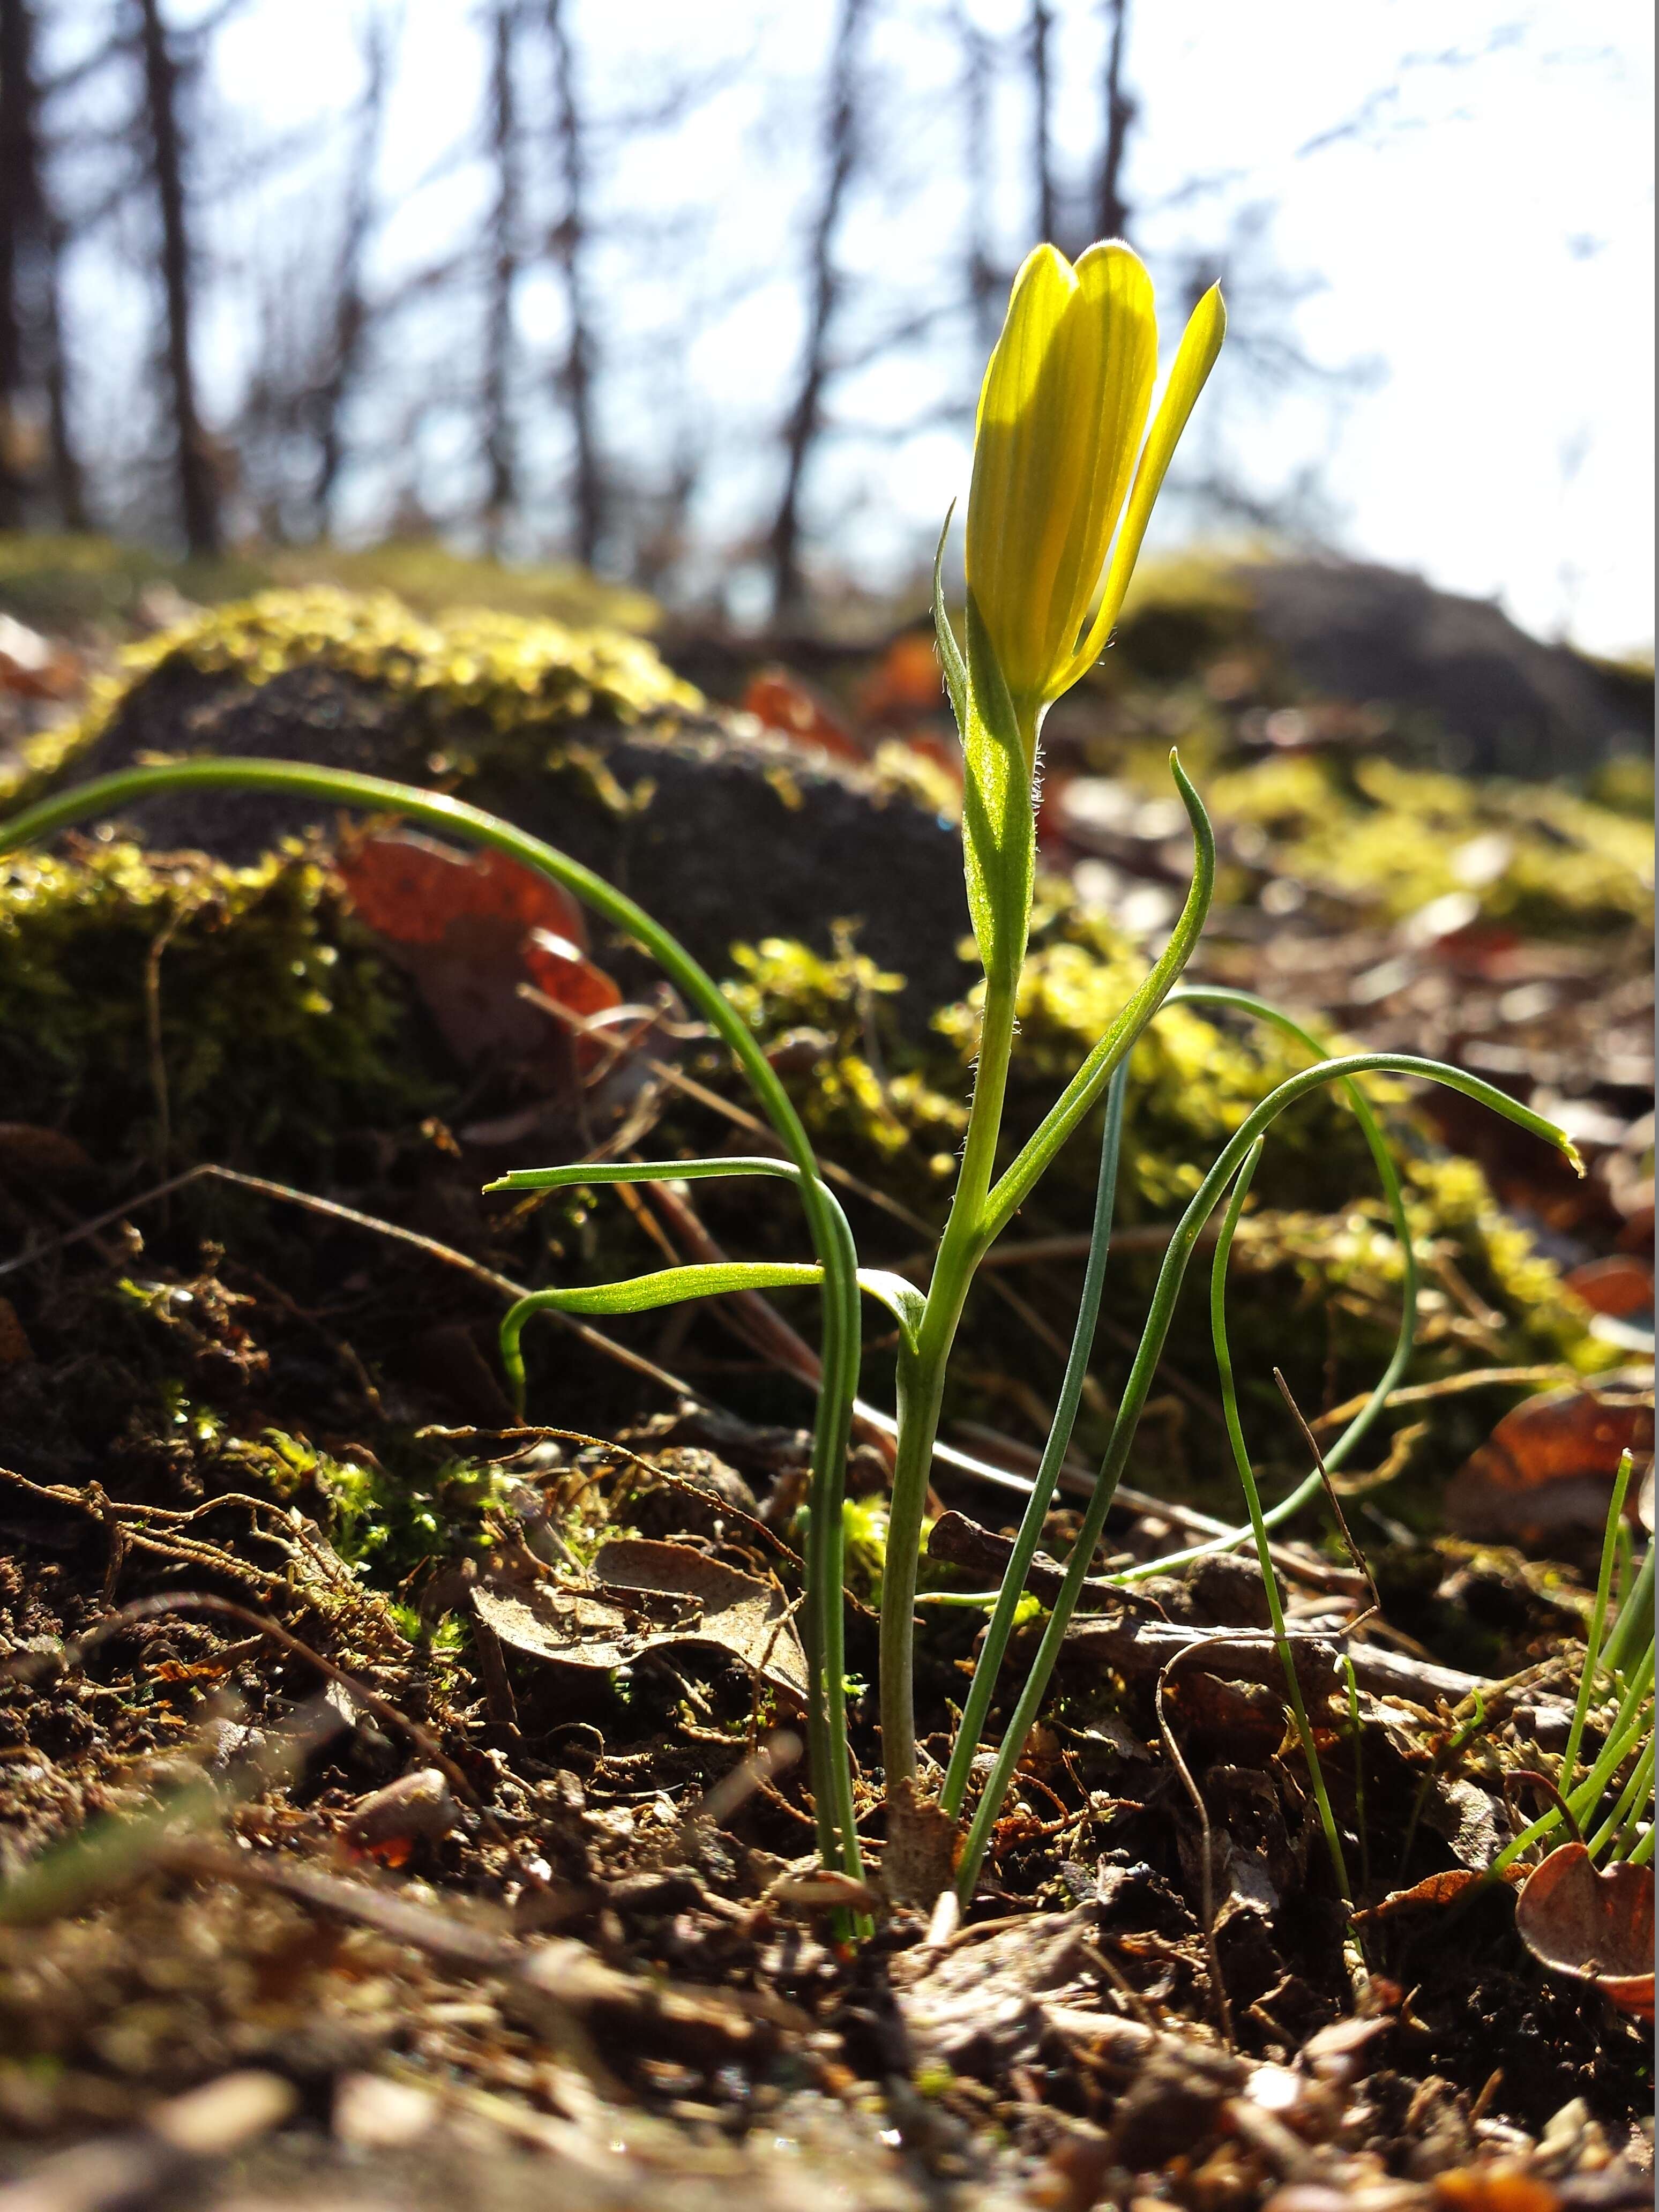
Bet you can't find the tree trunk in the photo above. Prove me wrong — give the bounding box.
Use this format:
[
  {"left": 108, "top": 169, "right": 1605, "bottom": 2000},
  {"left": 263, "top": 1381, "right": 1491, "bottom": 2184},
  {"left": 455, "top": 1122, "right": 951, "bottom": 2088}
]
[
  {"left": 547, "top": 0, "right": 603, "bottom": 569},
  {"left": 1095, "top": 0, "right": 1133, "bottom": 243},
  {"left": 136, "top": 0, "right": 219, "bottom": 556},
  {"left": 482, "top": 0, "right": 520, "bottom": 551},
  {"left": 1029, "top": 0, "right": 1056, "bottom": 244},
  {"left": 953, "top": 1, "right": 999, "bottom": 346},
  {"left": 313, "top": 8, "right": 392, "bottom": 533},
  {"left": 766, "top": 0, "right": 869, "bottom": 621},
  {"left": 0, "top": 0, "right": 80, "bottom": 528}
]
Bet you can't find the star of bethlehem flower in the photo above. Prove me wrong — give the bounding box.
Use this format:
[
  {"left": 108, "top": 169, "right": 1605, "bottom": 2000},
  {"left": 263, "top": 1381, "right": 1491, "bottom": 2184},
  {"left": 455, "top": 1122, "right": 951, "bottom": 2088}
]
[{"left": 964, "top": 240, "right": 1225, "bottom": 766}]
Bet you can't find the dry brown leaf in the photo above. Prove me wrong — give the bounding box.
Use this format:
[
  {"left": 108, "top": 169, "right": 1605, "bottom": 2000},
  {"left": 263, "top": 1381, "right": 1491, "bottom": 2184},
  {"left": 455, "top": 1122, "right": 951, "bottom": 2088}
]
[
  {"left": 469, "top": 1541, "right": 807, "bottom": 1701},
  {"left": 881, "top": 1777, "right": 959, "bottom": 1909},
  {"left": 1513, "top": 1842, "right": 1654, "bottom": 2021},
  {"left": 1565, "top": 1253, "right": 1655, "bottom": 1320},
  {"left": 1354, "top": 1867, "right": 1521, "bottom": 1924},
  {"left": 1445, "top": 1378, "right": 1654, "bottom": 1543}
]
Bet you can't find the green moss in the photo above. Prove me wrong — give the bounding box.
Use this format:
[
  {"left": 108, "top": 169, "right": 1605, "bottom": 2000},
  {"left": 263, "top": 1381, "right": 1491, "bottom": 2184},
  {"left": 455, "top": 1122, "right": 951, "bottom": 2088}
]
[
  {"left": 1208, "top": 753, "right": 1651, "bottom": 936},
  {"left": 258, "top": 1430, "right": 512, "bottom": 1579},
  {"left": 0, "top": 837, "right": 436, "bottom": 1174},
  {"left": 0, "top": 530, "right": 660, "bottom": 637},
  {"left": 1, "top": 584, "right": 704, "bottom": 809}
]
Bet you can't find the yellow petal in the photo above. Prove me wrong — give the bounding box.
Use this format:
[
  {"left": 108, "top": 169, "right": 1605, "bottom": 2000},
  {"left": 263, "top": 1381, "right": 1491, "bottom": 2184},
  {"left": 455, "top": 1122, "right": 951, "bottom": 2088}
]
[
  {"left": 1062, "top": 282, "right": 1227, "bottom": 689},
  {"left": 1043, "top": 242, "right": 1157, "bottom": 698},
  {"left": 966, "top": 245, "right": 1079, "bottom": 699}
]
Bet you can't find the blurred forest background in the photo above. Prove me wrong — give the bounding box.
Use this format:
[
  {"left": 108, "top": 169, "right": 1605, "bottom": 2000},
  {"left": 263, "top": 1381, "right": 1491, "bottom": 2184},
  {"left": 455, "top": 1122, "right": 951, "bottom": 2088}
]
[{"left": 0, "top": 0, "right": 1650, "bottom": 649}]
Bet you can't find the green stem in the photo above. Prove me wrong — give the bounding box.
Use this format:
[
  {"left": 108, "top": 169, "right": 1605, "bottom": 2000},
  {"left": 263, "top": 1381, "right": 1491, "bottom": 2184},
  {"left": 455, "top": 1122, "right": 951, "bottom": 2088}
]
[
  {"left": 879, "top": 962, "right": 1020, "bottom": 1792},
  {"left": 1601, "top": 1543, "right": 1654, "bottom": 1682},
  {"left": 0, "top": 759, "right": 867, "bottom": 1872},
  {"left": 1588, "top": 1736, "right": 1653, "bottom": 1861},
  {"left": 938, "top": 1060, "right": 1129, "bottom": 1821},
  {"left": 1209, "top": 1138, "right": 1349, "bottom": 1900},
  {"left": 952, "top": 1049, "right": 1576, "bottom": 1902},
  {"left": 1561, "top": 1449, "right": 1634, "bottom": 1794},
  {"left": 978, "top": 753, "right": 1215, "bottom": 1246}
]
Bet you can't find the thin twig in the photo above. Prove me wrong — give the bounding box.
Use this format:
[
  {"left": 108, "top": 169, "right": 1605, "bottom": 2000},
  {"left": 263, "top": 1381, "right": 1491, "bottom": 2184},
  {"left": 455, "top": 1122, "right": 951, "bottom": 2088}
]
[
  {"left": 11, "top": 1590, "right": 512, "bottom": 1851},
  {"left": 1155, "top": 1642, "right": 1233, "bottom": 2047},
  {"left": 0, "top": 1159, "right": 703, "bottom": 1406},
  {"left": 1274, "top": 1368, "right": 1382, "bottom": 1627}
]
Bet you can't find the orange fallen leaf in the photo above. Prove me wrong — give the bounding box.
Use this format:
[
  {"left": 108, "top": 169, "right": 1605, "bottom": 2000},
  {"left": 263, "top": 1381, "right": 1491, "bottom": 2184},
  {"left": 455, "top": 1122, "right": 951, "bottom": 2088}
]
[
  {"left": 858, "top": 631, "right": 944, "bottom": 726},
  {"left": 1564, "top": 1253, "right": 1655, "bottom": 1320},
  {"left": 742, "top": 667, "right": 864, "bottom": 763},
  {"left": 1354, "top": 1867, "right": 1508, "bottom": 1923},
  {"left": 1433, "top": 2163, "right": 1561, "bottom": 2211},
  {"left": 338, "top": 828, "right": 590, "bottom": 951},
  {"left": 1445, "top": 1381, "right": 1654, "bottom": 1544},
  {"left": 1514, "top": 1843, "right": 1654, "bottom": 2021},
  {"left": 337, "top": 831, "right": 620, "bottom": 1078}
]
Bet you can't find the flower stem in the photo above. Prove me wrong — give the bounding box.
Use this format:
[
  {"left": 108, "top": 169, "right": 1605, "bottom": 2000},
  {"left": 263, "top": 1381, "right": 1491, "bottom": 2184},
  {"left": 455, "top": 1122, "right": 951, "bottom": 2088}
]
[{"left": 879, "top": 961, "right": 1020, "bottom": 1792}]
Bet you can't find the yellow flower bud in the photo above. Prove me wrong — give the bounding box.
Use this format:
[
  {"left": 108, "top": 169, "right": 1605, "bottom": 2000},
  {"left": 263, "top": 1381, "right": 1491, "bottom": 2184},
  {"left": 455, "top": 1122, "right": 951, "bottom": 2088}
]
[{"left": 965, "top": 240, "right": 1225, "bottom": 757}]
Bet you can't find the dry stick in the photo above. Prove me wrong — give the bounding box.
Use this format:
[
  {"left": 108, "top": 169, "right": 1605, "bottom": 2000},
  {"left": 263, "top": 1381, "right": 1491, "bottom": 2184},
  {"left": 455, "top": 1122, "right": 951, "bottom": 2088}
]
[
  {"left": 1154, "top": 1643, "right": 1233, "bottom": 2049},
  {"left": 0, "top": 1159, "right": 703, "bottom": 1407},
  {"left": 0, "top": 1464, "right": 365, "bottom": 1607},
  {"left": 23, "top": 1591, "right": 511, "bottom": 1851},
  {"left": 1309, "top": 1363, "right": 1576, "bottom": 1435},
  {"left": 1273, "top": 1369, "right": 1382, "bottom": 1628}
]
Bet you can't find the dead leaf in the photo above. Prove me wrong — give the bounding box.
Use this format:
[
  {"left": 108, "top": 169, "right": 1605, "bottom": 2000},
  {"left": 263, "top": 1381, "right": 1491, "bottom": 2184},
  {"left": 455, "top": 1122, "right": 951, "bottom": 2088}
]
[
  {"left": 343, "top": 1768, "right": 459, "bottom": 1866},
  {"left": 337, "top": 831, "right": 621, "bottom": 1076},
  {"left": 881, "top": 1776, "right": 959, "bottom": 1909},
  {"left": 469, "top": 1541, "right": 807, "bottom": 1701},
  {"left": 857, "top": 632, "right": 945, "bottom": 726},
  {"left": 1355, "top": 1867, "right": 1521, "bottom": 1924},
  {"left": 1432, "top": 2164, "right": 1561, "bottom": 2210},
  {"left": 1564, "top": 1254, "right": 1655, "bottom": 1320},
  {"left": 741, "top": 667, "right": 864, "bottom": 763},
  {"left": 1418, "top": 1774, "right": 1511, "bottom": 1871},
  {"left": 1446, "top": 1379, "right": 1654, "bottom": 1543},
  {"left": 761, "top": 1865, "right": 883, "bottom": 1915},
  {"left": 1514, "top": 1843, "right": 1654, "bottom": 2021},
  {"left": 0, "top": 1123, "right": 98, "bottom": 1183},
  {"left": 891, "top": 1904, "right": 1145, "bottom": 2075}
]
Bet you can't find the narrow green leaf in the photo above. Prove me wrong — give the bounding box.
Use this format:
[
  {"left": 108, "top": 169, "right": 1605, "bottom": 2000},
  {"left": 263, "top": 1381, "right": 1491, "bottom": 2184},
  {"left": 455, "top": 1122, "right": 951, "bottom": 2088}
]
[{"left": 932, "top": 502, "right": 967, "bottom": 733}]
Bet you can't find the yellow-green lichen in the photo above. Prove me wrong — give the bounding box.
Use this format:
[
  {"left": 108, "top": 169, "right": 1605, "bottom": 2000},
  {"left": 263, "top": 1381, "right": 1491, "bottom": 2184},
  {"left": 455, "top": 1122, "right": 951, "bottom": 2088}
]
[
  {"left": 2, "top": 586, "right": 705, "bottom": 809},
  {"left": 1208, "top": 753, "right": 1653, "bottom": 936},
  {"left": 0, "top": 838, "right": 436, "bottom": 1172}
]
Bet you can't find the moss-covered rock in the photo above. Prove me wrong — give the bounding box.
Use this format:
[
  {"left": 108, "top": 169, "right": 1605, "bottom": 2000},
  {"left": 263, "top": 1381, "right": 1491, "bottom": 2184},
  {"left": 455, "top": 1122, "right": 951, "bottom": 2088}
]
[
  {"left": 0, "top": 837, "right": 435, "bottom": 1179},
  {"left": 0, "top": 579, "right": 1623, "bottom": 1537},
  {"left": 10, "top": 586, "right": 976, "bottom": 1024}
]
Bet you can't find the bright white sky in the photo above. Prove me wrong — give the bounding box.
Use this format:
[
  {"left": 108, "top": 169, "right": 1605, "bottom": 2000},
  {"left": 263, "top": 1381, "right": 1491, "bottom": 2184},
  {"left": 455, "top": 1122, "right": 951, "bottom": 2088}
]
[{"left": 155, "top": 0, "right": 1657, "bottom": 652}]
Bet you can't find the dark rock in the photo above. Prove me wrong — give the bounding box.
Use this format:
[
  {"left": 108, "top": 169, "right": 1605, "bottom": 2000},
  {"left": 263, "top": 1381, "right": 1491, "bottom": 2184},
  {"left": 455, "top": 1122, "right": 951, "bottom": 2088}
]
[
  {"left": 1238, "top": 557, "right": 1651, "bottom": 778},
  {"left": 68, "top": 653, "right": 975, "bottom": 1026}
]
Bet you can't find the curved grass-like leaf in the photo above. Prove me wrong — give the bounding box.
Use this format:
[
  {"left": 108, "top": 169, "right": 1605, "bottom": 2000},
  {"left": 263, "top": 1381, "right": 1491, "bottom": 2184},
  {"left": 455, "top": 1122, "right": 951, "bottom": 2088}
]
[
  {"left": 1209, "top": 1137, "right": 1349, "bottom": 1899},
  {"left": 932, "top": 502, "right": 967, "bottom": 733},
  {"left": 1110, "top": 983, "right": 1421, "bottom": 1583},
  {"left": 938, "top": 1060, "right": 1129, "bottom": 1821},
  {"left": 953, "top": 1048, "right": 1579, "bottom": 1902},
  {"left": 0, "top": 760, "right": 868, "bottom": 1877}
]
